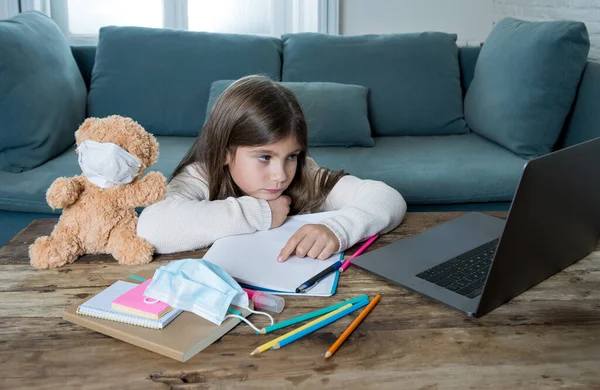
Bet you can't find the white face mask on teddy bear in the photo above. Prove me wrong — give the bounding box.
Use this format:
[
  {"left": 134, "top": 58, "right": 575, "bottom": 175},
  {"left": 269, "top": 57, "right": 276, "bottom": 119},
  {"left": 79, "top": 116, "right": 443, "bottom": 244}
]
[{"left": 77, "top": 140, "right": 141, "bottom": 189}]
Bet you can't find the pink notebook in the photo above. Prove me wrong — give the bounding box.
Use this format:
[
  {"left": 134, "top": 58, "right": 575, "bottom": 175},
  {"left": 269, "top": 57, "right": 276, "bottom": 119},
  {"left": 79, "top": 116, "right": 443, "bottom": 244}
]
[{"left": 111, "top": 279, "right": 172, "bottom": 320}]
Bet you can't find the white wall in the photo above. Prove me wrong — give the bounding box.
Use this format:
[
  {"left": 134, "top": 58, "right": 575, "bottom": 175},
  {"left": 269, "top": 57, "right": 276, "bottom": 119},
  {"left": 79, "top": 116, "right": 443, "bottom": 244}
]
[
  {"left": 340, "top": 0, "right": 494, "bottom": 46},
  {"left": 0, "top": 0, "right": 19, "bottom": 20},
  {"left": 494, "top": 0, "right": 600, "bottom": 60}
]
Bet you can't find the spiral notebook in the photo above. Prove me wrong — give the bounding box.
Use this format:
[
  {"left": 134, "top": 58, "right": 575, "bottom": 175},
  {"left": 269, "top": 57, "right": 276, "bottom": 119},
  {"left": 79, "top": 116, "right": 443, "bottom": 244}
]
[{"left": 77, "top": 281, "right": 181, "bottom": 329}]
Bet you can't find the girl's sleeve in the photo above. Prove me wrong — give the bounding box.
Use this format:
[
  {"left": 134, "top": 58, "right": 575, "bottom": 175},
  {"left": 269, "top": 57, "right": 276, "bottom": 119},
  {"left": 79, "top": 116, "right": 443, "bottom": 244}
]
[
  {"left": 313, "top": 161, "right": 407, "bottom": 252},
  {"left": 137, "top": 165, "right": 272, "bottom": 254}
]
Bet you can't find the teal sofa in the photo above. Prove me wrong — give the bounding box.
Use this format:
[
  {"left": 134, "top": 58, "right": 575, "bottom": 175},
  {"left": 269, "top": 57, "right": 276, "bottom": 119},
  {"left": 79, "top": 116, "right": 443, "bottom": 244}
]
[{"left": 1, "top": 19, "right": 599, "bottom": 248}]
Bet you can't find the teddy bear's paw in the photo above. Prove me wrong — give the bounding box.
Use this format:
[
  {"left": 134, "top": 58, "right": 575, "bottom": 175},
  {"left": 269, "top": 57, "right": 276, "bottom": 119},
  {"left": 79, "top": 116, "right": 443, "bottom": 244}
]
[
  {"left": 29, "top": 236, "right": 79, "bottom": 270},
  {"left": 46, "top": 177, "right": 82, "bottom": 210},
  {"left": 29, "top": 237, "right": 53, "bottom": 270},
  {"left": 141, "top": 172, "right": 167, "bottom": 204},
  {"left": 113, "top": 237, "right": 155, "bottom": 266}
]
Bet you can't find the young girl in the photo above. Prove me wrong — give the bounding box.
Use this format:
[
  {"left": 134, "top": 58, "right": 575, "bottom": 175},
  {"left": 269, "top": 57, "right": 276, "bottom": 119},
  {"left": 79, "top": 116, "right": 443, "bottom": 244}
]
[{"left": 137, "top": 75, "right": 407, "bottom": 261}]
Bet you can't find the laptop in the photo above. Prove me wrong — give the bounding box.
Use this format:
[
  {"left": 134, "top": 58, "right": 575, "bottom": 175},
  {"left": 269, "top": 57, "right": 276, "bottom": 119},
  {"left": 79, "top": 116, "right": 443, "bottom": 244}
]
[{"left": 352, "top": 137, "right": 600, "bottom": 317}]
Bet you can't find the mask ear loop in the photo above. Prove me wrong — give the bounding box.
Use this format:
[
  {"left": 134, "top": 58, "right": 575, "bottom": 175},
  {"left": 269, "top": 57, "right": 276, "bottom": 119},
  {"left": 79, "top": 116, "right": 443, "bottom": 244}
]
[
  {"left": 249, "top": 308, "right": 274, "bottom": 325},
  {"left": 224, "top": 308, "right": 274, "bottom": 333}
]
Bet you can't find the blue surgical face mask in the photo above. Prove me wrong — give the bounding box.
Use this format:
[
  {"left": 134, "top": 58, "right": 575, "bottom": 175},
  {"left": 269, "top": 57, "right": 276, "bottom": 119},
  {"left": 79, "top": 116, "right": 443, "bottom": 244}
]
[{"left": 144, "top": 259, "right": 273, "bottom": 332}]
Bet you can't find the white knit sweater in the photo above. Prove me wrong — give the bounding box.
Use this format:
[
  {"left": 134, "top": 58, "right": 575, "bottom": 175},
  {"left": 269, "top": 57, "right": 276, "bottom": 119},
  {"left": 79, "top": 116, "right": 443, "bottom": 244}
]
[{"left": 137, "top": 158, "right": 407, "bottom": 254}]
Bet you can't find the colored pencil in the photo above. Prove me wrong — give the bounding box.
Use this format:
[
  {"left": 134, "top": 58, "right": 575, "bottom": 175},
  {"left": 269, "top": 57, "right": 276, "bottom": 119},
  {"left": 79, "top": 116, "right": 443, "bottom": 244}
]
[
  {"left": 250, "top": 303, "right": 353, "bottom": 355},
  {"left": 257, "top": 294, "right": 368, "bottom": 334},
  {"left": 324, "top": 294, "right": 381, "bottom": 359},
  {"left": 271, "top": 299, "right": 369, "bottom": 350},
  {"left": 339, "top": 234, "right": 379, "bottom": 273}
]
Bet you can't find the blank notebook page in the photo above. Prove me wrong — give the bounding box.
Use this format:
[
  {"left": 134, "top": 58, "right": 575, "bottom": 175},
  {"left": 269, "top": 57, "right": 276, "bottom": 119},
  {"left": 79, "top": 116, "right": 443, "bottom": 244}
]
[{"left": 203, "top": 212, "right": 340, "bottom": 294}]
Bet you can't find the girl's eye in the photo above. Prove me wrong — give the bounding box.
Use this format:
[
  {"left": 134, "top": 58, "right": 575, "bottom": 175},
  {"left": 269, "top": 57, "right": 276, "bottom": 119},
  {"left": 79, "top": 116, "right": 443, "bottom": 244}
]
[
  {"left": 287, "top": 154, "right": 299, "bottom": 161},
  {"left": 258, "top": 155, "right": 271, "bottom": 162}
]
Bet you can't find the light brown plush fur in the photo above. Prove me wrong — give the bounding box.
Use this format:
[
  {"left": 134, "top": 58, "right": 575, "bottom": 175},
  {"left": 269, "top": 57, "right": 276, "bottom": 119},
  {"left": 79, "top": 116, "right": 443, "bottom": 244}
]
[{"left": 29, "top": 115, "right": 167, "bottom": 270}]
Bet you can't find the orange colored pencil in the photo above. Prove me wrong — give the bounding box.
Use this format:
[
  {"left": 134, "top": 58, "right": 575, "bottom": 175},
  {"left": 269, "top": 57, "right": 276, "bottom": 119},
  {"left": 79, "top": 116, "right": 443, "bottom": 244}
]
[{"left": 324, "top": 294, "right": 381, "bottom": 359}]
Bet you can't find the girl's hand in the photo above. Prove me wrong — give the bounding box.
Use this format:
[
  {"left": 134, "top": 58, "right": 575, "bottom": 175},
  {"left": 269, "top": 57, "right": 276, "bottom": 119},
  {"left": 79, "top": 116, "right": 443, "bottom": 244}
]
[
  {"left": 278, "top": 224, "right": 340, "bottom": 262},
  {"left": 267, "top": 195, "right": 291, "bottom": 229}
]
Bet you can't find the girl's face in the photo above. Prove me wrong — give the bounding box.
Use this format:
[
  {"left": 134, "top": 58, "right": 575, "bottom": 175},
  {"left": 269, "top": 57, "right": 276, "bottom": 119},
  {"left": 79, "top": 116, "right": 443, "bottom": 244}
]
[{"left": 225, "top": 136, "right": 302, "bottom": 201}]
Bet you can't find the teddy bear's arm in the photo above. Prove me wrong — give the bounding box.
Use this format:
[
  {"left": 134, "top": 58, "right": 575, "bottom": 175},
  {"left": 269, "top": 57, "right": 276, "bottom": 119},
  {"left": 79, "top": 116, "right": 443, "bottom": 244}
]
[
  {"left": 46, "top": 176, "right": 85, "bottom": 210},
  {"left": 126, "top": 171, "right": 167, "bottom": 208}
]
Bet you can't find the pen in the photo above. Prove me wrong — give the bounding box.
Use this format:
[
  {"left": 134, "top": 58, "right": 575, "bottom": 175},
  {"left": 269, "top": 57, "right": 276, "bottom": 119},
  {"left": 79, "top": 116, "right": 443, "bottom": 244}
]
[{"left": 295, "top": 261, "right": 342, "bottom": 293}]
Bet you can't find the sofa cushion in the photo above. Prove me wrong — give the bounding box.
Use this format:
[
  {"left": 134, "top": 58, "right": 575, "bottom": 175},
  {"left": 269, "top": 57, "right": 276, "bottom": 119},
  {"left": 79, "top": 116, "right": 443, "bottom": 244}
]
[
  {"left": 207, "top": 80, "right": 374, "bottom": 147},
  {"left": 281, "top": 32, "right": 468, "bottom": 137},
  {"left": 0, "top": 136, "right": 194, "bottom": 213},
  {"left": 464, "top": 17, "right": 590, "bottom": 158},
  {"left": 309, "top": 133, "right": 527, "bottom": 204},
  {"left": 0, "top": 11, "right": 86, "bottom": 173},
  {"left": 88, "top": 26, "right": 282, "bottom": 137}
]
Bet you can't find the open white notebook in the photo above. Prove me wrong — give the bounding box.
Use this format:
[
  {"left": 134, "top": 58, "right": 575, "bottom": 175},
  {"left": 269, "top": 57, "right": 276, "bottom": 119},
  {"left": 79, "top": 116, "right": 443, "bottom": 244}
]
[{"left": 203, "top": 211, "right": 342, "bottom": 296}]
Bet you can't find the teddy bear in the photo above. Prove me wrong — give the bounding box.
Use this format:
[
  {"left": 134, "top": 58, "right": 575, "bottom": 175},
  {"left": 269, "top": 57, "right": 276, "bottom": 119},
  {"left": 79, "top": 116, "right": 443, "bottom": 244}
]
[{"left": 29, "top": 115, "right": 167, "bottom": 270}]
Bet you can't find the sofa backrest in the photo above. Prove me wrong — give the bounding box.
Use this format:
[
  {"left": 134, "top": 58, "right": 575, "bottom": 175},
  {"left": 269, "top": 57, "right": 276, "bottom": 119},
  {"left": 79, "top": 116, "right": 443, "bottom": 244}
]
[
  {"left": 71, "top": 45, "right": 96, "bottom": 92},
  {"left": 458, "top": 47, "right": 479, "bottom": 95},
  {"left": 72, "top": 44, "right": 482, "bottom": 94},
  {"left": 558, "top": 61, "right": 600, "bottom": 148},
  {"left": 71, "top": 42, "right": 600, "bottom": 148}
]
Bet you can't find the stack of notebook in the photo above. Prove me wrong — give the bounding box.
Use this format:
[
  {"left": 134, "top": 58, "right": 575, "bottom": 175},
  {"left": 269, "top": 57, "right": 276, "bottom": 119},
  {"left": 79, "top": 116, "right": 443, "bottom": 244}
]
[
  {"left": 76, "top": 280, "right": 181, "bottom": 329},
  {"left": 63, "top": 271, "right": 253, "bottom": 362}
]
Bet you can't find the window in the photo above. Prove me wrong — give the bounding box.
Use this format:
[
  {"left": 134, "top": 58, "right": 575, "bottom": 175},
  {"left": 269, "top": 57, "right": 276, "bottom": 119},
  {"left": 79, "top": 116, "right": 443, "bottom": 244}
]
[
  {"left": 47, "top": 0, "right": 338, "bottom": 44},
  {"left": 66, "top": 0, "right": 163, "bottom": 34},
  {"left": 187, "top": 0, "right": 273, "bottom": 35}
]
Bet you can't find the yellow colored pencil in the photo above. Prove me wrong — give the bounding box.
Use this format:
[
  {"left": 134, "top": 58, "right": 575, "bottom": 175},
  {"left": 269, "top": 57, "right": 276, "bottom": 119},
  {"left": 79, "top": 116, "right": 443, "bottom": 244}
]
[
  {"left": 250, "top": 303, "right": 352, "bottom": 355},
  {"left": 324, "top": 294, "right": 381, "bottom": 359}
]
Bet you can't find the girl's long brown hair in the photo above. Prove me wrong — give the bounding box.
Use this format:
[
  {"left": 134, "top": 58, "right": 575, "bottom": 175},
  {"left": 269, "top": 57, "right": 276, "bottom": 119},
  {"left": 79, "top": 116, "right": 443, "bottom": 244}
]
[{"left": 172, "top": 75, "right": 346, "bottom": 214}]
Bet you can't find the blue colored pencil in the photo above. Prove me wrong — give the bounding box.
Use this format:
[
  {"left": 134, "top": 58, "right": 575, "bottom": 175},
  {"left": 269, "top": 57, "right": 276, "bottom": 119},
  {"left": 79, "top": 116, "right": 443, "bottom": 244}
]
[
  {"left": 271, "top": 299, "right": 370, "bottom": 349},
  {"left": 258, "top": 294, "right": 368, "bottom": 334}
]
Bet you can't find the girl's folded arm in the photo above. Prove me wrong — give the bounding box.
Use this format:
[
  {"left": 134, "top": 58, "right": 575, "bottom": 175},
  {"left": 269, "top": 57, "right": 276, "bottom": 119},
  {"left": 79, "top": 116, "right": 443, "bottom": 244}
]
[
  {"left": 317, "top": 175, "right": 407, "bottom": 252},
  {"left": 136, "top": 167, "right": 272, "bottom": 254},
  {"left": 137, "top": 195, "right": 271, "bottom": 254}
]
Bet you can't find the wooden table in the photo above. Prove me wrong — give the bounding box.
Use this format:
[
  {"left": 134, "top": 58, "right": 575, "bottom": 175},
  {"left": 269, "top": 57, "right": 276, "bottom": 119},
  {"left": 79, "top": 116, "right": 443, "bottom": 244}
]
[{"left": 1, "top": 212, "right": 599, "bottom": 389}]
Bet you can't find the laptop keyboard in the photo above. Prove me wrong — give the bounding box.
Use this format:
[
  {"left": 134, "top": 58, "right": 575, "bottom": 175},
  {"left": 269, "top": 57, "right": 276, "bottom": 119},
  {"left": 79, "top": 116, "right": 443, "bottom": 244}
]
[{"left": 416, "top": 238, "right": 499, "bottom": 299}]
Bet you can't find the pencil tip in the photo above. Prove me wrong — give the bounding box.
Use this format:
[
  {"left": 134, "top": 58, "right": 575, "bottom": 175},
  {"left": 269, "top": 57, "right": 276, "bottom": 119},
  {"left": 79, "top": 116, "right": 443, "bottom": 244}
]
[
  {"left": 324, "top": 352, "right": 332, "bottom": 359},
  {"left": 339, "top": 268, "right": 344, "bottom": 273},
  {"left": 259, "top": 329, "right": 266, "bottom": 334},
  {"left": 250, "top": 349, "right": 259, "bottom": 356}
]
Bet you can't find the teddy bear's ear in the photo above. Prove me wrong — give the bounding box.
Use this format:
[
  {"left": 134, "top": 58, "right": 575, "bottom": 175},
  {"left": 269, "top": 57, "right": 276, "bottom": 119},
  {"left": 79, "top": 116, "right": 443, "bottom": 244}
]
[
  {"left": 147, "top": 134, "right": 160, "bottom": 166},
  {"left": 74, "top": 118, "right": 96, "bottom": 145}
]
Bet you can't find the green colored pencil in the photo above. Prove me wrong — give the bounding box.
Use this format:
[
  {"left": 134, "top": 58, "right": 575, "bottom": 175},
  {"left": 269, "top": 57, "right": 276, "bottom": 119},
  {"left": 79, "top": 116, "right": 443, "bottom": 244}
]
[{"left": 257, "top": 294, "right": 368, "bottom": 334}]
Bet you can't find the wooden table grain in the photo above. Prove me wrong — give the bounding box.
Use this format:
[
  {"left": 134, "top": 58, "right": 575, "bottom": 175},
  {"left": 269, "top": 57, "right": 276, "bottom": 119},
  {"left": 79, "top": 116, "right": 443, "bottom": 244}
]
[{"left": 1, "top": 212, "right": 599, "bottom": 390}]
